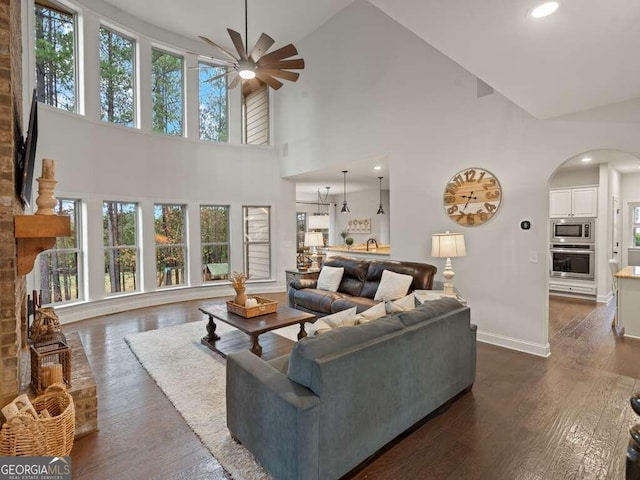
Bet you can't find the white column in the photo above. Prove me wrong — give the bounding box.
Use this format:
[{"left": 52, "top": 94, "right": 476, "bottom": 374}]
[
  {"left": 137, "top": 37, "right": 153, "bottom": 132},
  {"left": 85, "top": 197, "right": 106, "bottom": 302},
  {"left": 188, "top": 202, "right": 202, "bottom": 286},
  {"left": 139, "top": 200, "right": 157, "bottom": 293},
  {"left": 184, "top": 53, "right": 199, "bottom": 140},
  {"left": 79, "top": 10, "right": 100, "bottom": 119}
]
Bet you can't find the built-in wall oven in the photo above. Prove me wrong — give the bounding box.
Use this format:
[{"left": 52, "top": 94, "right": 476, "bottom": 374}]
[
  {"left": 550, "top": 218, "right": 594, "bottom": 243},
  {"left": 550, "top": 243, "right": 595, "bottom": 280}
]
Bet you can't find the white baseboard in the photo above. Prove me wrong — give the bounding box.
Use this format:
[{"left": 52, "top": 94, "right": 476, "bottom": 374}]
[
  {"left": 56, "top": 282, "right": 286, "bottom": 324},
  {"left": 477, "top": 330, "right": 551, "bottom": 357},
  {"left": 597, "top": 292, "right": 613, "bottom": 304}
]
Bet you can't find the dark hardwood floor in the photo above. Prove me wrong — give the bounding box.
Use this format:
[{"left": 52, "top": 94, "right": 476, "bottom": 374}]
[{"left": 67, "top": 294, "right": 640, "bottom": 479}]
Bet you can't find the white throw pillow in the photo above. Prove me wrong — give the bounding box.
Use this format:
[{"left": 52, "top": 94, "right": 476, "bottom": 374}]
[
  {"left": 355, "top": 302, "right": 387, "bottom": 324},
  {"left": 374, "top": 270, "right": 414, "bottom": 301},
  {"left": 385, "top": 293, "right": 416, "bottom": 314},
  {"left": 311, "top": 306, "right": 357, "bottom": 335},
  {"left": 316, "top": 266, "right": 345, "bottom": 292}
]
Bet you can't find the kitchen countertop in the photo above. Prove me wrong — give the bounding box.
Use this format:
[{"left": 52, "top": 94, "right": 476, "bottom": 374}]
[
  {"left": 614, "top": 266, "right": 640, "bottom": 280},
  {"left": 322, "top": 244, "right": 390, "bottom": 256}
]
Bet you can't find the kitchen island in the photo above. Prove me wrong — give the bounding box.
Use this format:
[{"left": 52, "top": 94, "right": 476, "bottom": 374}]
[
  {"left": 614, "top": 266, "right": 640, "bottom": 339},
  {"left": 322, "top": 244, "right": 390, "bottom": 259}
]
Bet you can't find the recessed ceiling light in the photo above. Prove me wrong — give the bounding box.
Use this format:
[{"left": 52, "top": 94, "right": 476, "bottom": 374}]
[
  {"left": 529, "top": 1, "right": 559, "bottom": 18},
  {"left": 581, "top": 157, "right": 592, "bottom": 163},
  {"left": 373, "top": 166, "right": 382, "bottom": 170}
]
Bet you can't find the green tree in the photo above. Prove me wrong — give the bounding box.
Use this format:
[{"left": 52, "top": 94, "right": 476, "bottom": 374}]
[
  {"left": 35, "top": 3, "right": 76, "bottom": 110},
  {"left": 100, "top": 28, "right": 134, "bottom": 126},
  {"left": 155, "top": 205, "right": 186, "bottom": 286},
  {"left": 199, "top": 64, "right": 228, "bottom": 142},
  {"left": 152, "top": 50, "right": 183, "bottom": 135}
]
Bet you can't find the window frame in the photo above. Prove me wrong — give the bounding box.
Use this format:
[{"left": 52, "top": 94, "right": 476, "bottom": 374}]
[
  {"left": 102, "top": 200, "right": 140, "bottom": 296},
  {"left": 242, "top": 205, "right": 272, "bottom": 280},
  {"left": 98, "top": 23, "right": 137, "bottom": 127},
  {"left": 34, "top": 0, "right": 79, "bottom": 112},
  {"left": 150, "top": 46, "right": 185, "bottom": 136},
  {"left": 36, "top": 197, "right": 83, "bottom": 306},
  {"left": 154, "top": 203, "right": 188, "bottom": 288},
  {"left": 200, "top": 205, "right": 231, "bottom": 283},
  {"left": 631, "top": 203, "right": 640, "bottom": 248},
  {"left": 198, "top": 61, "right": 229, "bottom": 143}
]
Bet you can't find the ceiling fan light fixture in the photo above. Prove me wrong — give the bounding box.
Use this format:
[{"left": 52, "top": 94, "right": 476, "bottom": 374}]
[
  {"left": 238, "top": 60, "right": 256, "bottom": 79},
  {"left": 529, "top": 1, "right": 559, "bottom": 18}
]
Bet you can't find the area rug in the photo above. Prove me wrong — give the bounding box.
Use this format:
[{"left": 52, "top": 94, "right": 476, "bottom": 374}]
[{"left": 124, "top": 320, "right": 301, "bottom": 480}]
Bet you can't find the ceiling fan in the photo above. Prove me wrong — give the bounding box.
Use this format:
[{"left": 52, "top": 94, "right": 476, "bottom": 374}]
[{"left": 198, "top": 0, "right": 305, "bottom": 92}]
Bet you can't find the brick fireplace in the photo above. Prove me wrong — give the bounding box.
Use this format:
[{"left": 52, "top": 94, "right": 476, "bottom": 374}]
[{"left": 0, "top": 0, "right": 25, "bottom": 406}]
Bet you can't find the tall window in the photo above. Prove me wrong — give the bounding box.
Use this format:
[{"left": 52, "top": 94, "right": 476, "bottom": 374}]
[
  {"left": 243, "top": 206, "right": 271, "bottom": 279},
  {"left": 201, "top": 205, "right": 230, "bottom": 282},
  {"left": 199, "top": 63, "right": 228, "bottom": 142},
  {"left": 37, "top": 199, "right": 81, "bottom": 305},
  {"left": 100, "top": 27, "right": 135, "bottom": 126},
  {"left": 103, "top": 201, "right": 138, "bottom": 294},
  {"left": 242, "top": 85, "right": 269, "bottom": 145},
  {"left": 151, "top": 49, "right": 183, "bottom": 135},
  {"left": 155, "top": 204, "right": 186, "bottom": 287},
  {"left": 34, "top": 1, "right": 76, "bottom": 111},
  {"left": 633, "top": 205, "right": 640, "bottom": 247}
]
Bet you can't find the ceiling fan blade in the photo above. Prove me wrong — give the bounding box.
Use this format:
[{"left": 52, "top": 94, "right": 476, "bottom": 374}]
[
  {"left": 255, "top": 71, "right": 283, "bottom": 90},
  {"left": 249, "top": 33, "right": 275, "bottom": 62},
  {"left": 227, "top": 28, "right": 248, "bottom": 60},
  {"left": 260, "top": 69, "right": 299, "bottom": 82},
  {"left": 204, "top": 69, "right": 233, "bottom": 83},
  {"left": 229, "top": 74, "right": 241, "bottom": 89},
  {"left": 257, "top": 44, "right": 298, "bottom": 64},
  {"left": 187, "top": 51, "right": 236, "bottom": 67},
  {"left": 198, "top": 35, "right": 239, "bottom": 62},
  {"left": 257, "top": 58, "right": 305, "bottom": 70}
]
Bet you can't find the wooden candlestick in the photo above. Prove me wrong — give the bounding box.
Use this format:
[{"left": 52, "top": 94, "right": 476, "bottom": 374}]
[
  {"left": 35, "top": 178, "right": 58, "bottom": 215},
  {"left": 42, "top": 159, "right": 56, "bottom": 180}
]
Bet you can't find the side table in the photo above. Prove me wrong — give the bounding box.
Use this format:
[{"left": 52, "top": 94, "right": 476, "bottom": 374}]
[{"left": 414, "top": 289, "right": 467, "bottom": 306}]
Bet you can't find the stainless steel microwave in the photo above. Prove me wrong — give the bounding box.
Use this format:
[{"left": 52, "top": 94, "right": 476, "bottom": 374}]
[{"left": 550, "top": 218, "right": 594, "bottom": 243}]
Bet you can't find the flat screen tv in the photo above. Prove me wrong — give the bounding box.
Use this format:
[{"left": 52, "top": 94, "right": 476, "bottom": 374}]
[{"left": 18, "top": 89, "right": 38, "bottom": 208}]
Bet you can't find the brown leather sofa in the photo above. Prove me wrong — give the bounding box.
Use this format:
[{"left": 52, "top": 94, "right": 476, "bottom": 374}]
[{"left": 288, "top": 256, "right": 437, "bottom": 317}]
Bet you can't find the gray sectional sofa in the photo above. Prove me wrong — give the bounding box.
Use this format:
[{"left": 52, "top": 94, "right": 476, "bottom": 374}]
[{"left": 226, "top": 297, "right": 477, "bottom": 480}]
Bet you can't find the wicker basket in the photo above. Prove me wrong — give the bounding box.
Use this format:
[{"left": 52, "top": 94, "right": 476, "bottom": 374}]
[
  {"left": 0, "top": 383, "right": 75, "bottom": 456},
  {"left": 226, "top": 296, "right": 278, "bottom": 318}
]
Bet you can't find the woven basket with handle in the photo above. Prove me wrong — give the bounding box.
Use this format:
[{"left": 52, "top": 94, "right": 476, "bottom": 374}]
[{"left": 0, "top": 383, "right": 75, "bottom": 456}]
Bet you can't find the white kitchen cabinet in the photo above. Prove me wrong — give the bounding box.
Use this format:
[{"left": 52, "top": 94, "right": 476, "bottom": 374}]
[{"left": 550, "top": 187, "right": 597, "bottom": 218}]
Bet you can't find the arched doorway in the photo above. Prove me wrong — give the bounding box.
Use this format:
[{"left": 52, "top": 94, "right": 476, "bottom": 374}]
[{"left": 547, "top": 148, "right": 640, "bottom": 338}]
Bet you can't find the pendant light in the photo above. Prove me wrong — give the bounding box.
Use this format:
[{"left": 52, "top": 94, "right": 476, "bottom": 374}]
[
  {"left": 376, "top": 176, "right": 385, "bottom": 215},
  {"left": 340, "top": 170, "right": 350, "bottom": 213}
]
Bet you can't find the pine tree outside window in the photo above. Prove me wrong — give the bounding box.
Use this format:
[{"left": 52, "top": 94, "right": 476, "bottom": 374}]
[
  {"left": 100, "top": 26, "right": 135, "bottom": 126},
  {"left": 34, "top": 0, "right": 77, "bottom": 111},
  {"left": 151, "top": 49, "right": 184, "bottom": 136},
  {"left": 103, "top": 201, "right": 139, "bottom": 294},
  {"left": 199, "top": 63, "right": 228, "bottom": 142},
  {"left": 201, "top": 205, "right": 230, "bottom": 282},
  {"left": 37, "top": 199, "right": 82, "bottom": 305},
  {"left": 155, "top": 204, "right": 187, "bottom": 287}
]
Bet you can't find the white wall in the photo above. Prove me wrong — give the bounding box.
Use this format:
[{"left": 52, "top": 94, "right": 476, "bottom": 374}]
[
  {"left": 550, "top": 167, "right": 600, "bottom": 188},
  {"left": 330, "top": 190, "right": 390, "bottom": 246},
  {"left": 275, "top": 0, "right": 640, "bottom": 356}
]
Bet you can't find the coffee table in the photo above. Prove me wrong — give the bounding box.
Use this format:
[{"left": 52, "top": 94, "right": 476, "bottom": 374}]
[{"left": 199, "top": 301, "right": 316, "bottom": 361}]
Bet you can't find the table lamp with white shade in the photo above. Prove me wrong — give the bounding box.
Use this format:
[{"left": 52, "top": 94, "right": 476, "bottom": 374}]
[
  {"left": 305, "top": 232, "right": 325, "bottom": 271},
  {"left": 431, "top": 232, "right": 466, "bottom": 298}
]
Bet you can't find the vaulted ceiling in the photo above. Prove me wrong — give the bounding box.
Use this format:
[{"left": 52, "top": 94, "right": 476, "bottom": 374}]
[{"left": 104, "top": 0, "right": 640, "bottom": 120}]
